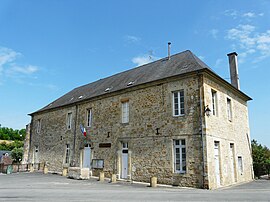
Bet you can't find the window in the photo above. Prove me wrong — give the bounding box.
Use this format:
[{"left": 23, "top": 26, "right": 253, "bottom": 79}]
[
  {"left": 122, "top": 142, "right": 128, "bottom": 149},
  {"left": 36, "top": 119, "right": 41, "bottom": 133},
  {"left": 238, "top": 156, "right": 243, "bottom": 173},
  {"left": 65, "top": 144, "right": 70, "bottom": 164},
  {"left": 35, "top": 145, "right": 39, "bottom": 153},
  {"left": 67, "top": 112, "right": 72, "bottom": 129},
  {"left": 173, "top": 139, "right": 186, "bottom": 173},
  {"left": 211, "top": 90, "right": 217, "bottom": 116},
  {"left": 86, "top": 109, "right": 92, "bottom": 127},
  {"left": 173, "top": 90, "right": 185, "bottom": 116},
  {"left": 227, "top": 98, "right": 232, "bottom": 121},
  {"left": 122, "top": 101, "right": 129, "bottom": 123}
]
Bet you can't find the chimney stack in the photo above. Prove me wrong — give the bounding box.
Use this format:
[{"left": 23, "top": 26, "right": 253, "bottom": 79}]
[
  {"left": 227, "top": 52, "right": 240, "bottom": 90},
  {"left": 168, "top": 42, "right": 171, "bottom": 60}
]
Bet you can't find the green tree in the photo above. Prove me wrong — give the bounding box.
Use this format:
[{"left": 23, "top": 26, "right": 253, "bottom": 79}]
[
  {"left": 11, "top": 147, "right": 24, "bottom": 163},
  {"left": 251, "top": 139, "right": 270, "bottom": 177},
  {"left": 0, "top": 126, "right": 26, "bottom": 141}
]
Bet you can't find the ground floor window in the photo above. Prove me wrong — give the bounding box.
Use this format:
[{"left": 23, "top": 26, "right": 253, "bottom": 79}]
[
  {"left": 65, "top": 144, "right": 70, "bottom": 164},
  {"left": 173, "top": 139, "right": 186, "bottom": 173},
  {"left": 238, "top": 156, "right": 243, "bottom": 173}
]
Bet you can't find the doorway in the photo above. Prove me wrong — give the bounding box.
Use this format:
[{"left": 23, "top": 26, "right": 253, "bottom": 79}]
[
  {"left": 230, "top": 143, "right": 236, "bottom": 182},
  {"left": 214, "top": 141, "right": 221, "bottom": 187},
  {"left": 83, "top": 144, "right": 91, "bottom": 168},
  {"left": 121, "top": 142, "right": 128, "bottom": 179}
]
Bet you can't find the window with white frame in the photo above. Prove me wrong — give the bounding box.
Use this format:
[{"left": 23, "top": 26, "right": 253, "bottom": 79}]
[
  {"left": 173, "top": 139, "right": 186, "bottom": 173},
  {"left": 238, "top": 156, "right": 243, "bottom": 173},
  {"left": 65, "top": 144, "right": 70, "bottom": 164},
  {"left": 36, "top": 119, "right": 41, "bottom": 133},
  {"left": 173, "top": 90, "right": 185, "bottom": 116},
  {"left": 227, "top": 98, "right": 232, "bottom": 121},
  {"left": 122, "top": 101, "right": 129, "bottom": 123},
  {"left": 86, "top": 108, "right": 92, "bottom": 127},
  {"left": 211, "top": 90, "right": 217, "bottom": 116},
  {"left": 67, "top": 112, "right": 72, "bottom": 129}
]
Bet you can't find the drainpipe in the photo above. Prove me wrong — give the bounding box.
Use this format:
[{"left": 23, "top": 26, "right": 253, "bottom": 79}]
[
  {"left": 72, "top": 104, "right": 78, "bottom": 167},
  {"left": 197, "top": 72, "right": 206, "bottom": 189}
]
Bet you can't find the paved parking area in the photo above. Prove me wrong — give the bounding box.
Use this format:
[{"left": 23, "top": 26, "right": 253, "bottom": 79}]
[{"left": 0, "top": 172, "right": 269, "bottom": 201}]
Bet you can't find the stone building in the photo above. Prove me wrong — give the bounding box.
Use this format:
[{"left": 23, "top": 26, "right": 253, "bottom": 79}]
[{"left": 28, "top": 50, "right": 253, "bottom": 189}]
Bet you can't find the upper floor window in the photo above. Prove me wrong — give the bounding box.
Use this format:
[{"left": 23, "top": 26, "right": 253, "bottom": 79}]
[
  {"left": 122, "top": 101, "right": 129, "bottom": 123},
  {"left": 173, "top": 139, "right": 186, "bottom": 173},
  {"left": 67, "top": 112, "right": 72, "bottom": 129},
  {"left": 227, "top": 98, "right": 232, "bottom": 121},
  {"left": 86, "top": 108, "right": 92, "bottom": 127},
  {"left": 173, "top": 90, "right": 185, "bottom": 116},
  {"left": 211, "top": 90, "right": 217, "bottom": 116},
  {"left": 36, "top": 119, "right": 41, "bottom": 133}
]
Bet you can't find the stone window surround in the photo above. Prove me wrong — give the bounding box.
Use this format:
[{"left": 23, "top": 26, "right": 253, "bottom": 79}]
[
  {"left": 172, "top": 90, "right": 185, "bottom": 117},
  {"left": 36, "top": 119, "right": 41, "bottom": 133},
  {"left": 173, "top": 138, "right": 186, "bottom": 174},
  {"left": 86, "top": 108, "right": 92, "bottom": 128},
  {"left": 65, "top": 144, "right": 70, "bottom": 164},
  {"left": 121, "top": 99, "right": 129, "bottom": 124},
  {"left": 211, "top": 89, "right": 218, "bottom": 116},
  {"left": 226, "top": 97, "right": 233, "bottom": 122},
  {"left": 238, "top": 156, "right": 243, "bottom": 173},
  {"left": 67, "top": 112, "right": 72, "bottom": 130}
]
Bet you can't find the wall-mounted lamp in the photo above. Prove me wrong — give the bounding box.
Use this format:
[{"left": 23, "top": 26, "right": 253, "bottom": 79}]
[{"left": 205, "top": 105, "right": 211, "bottom": 117}]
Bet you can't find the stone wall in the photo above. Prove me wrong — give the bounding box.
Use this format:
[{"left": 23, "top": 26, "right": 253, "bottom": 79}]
[
  {"left": 203, "top": 74, "right": 253, "bottom": 189},
  {"left": 22, "top": 124, "right": 30, "bottom": 164},
  {"left": 28, "top": 72, "right": 252, "bottom": 189},
  {"left": 29, "top": 74, "right": 205, "bottom": 188}
]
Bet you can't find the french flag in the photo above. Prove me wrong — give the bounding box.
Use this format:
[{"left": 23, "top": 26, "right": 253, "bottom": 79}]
[{"left": 80, "top": 124, "right": 86, "bottom": 137}]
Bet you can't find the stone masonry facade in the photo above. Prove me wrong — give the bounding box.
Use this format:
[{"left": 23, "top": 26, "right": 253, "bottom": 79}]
[{"left": 28, "top": 51, "right": 253, "bottom": 189}]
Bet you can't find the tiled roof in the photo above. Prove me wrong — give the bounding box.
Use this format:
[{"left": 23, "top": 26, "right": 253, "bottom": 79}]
[{"left": 31, "top": 50, "right": 250, "bottom": 114}]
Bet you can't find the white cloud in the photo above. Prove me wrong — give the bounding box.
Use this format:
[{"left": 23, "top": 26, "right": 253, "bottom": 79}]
[
  {"left": 210, "top": 29, "right": 219, "bottom": 39},
  {"left": 227, "top": 24, "right": 270, "bottom": 62},
  {"left": 8, "top": 65, "right": 39, "bottom": 75},
  {"left": 0, "top": 47, "right": 21, "bottom": 73},
  {"left": 124, "top": 35, "right": 141, "bottom": 43},
  {"left": 242, "top": 12, "right": 256, "bottom": 18},
  {"left": 227, "top": 24, "right": 256, "bottom": 48},
  {"left": 132, "top": 54, "right": 159, "bottom": 66},
  {"left": 224, "top": 10, "right": 264, "bottom": 19},
  {"left": 214, "top": 59, "right": 223, "bottom": 68},
  {"left": 0, "top": 46, "right": 39, "bottom": 83},
  {"left": 224, "top": 9, "right": 238, "bottom": 18},
  {"left": 198, "top": 56, "right": 205, "bottom": 60}
]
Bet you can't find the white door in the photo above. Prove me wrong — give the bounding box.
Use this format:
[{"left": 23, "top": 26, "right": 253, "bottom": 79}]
[
  {"left": 121, "top": 151, "right": 128, "bottom": 179},
  {"left": 83, "top": 145, "right": 91, "bottom": 168},
  {"left": 230, "top": 144, "right": 236, "bottom": 182},
  {"left": 214, "top": 142, "right": 221, "bottom": 187}
]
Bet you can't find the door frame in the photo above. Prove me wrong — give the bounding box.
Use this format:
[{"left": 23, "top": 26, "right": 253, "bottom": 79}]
[
  {"left": 83, "top": 144, "right": 91, "bottom": 168},
  {"left": 214, "top": 141, "right": 221, "bottom": 187},
  {"left": 121, "top": 142, "right": 128, "bottom": 179}
]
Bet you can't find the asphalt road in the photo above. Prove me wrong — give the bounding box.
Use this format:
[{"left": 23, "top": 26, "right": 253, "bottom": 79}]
[{"left": 0, "top": 172, "right": 269, "bottom": 202}]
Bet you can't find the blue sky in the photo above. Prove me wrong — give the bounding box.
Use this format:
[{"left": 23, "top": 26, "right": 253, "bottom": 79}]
[{"left": 0, "top": 0, "right": 269, "bottom": 146}]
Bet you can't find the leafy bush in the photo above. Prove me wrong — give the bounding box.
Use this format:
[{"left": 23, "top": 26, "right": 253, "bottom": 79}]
[
  {"left": 0, "top": 141, "right": 24, "bottom": 151},
  {"left": 11, "top": 147, "right": 24, "bottom": 163},
  {"left": 252, "top": 139, "right": 270, "bottom": 177}
]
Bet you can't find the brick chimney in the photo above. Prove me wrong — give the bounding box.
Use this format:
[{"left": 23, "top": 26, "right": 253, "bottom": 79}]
[{"left": 227, "top": 52, "right": 240, "bottom": 89}]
